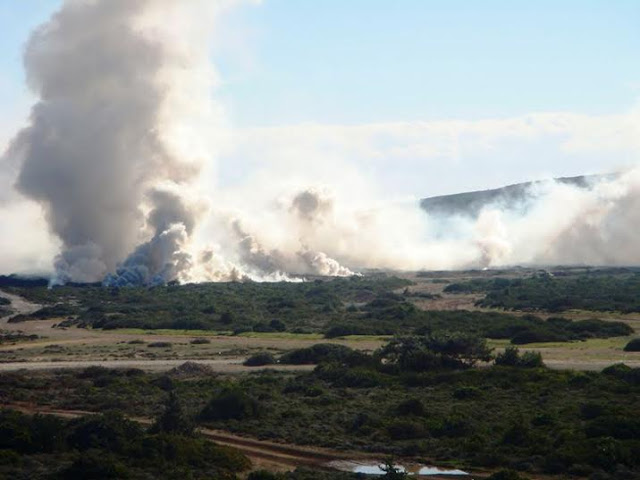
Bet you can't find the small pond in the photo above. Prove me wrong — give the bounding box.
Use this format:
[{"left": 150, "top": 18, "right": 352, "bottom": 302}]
[{"left": 328, "top": 461, "right": 470, "bottom": 477}]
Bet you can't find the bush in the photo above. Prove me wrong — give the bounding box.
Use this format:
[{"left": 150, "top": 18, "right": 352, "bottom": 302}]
[
  {"left": 67, "top": 413, "right": 143, "bottom": 453},
  {"left": 280, "top": 344, "right": 355, "bottom": 365},
  {"left": 510, "top": 330, "right": 562, "bottom": 345},
  {"left": 600, "top": 363, "right": 640, "bottom": 384},
  {"left": 487, "top": 470, "right": 528, "bottom": 480},
  {"left": 61, "top": 450, "right": 129, "bottom": 479},
  {"left": 243, "top": 353, "right": 276, "bottom": 367},
  {"left": 494, "top": 347, "right": 520, "bottom": 366},
  {"left": 377, "top": 334, "right": 493, "bottom": 371},
  {"left": 495, "top": 347, "right": 544, "bottom": 368},
  {"left": 387, "top": 420, "right": 425, "bottom": 440},
  {"left": 453, "top": 386, "right": 482, "bottom": 399},
  {"left": 199, "top": 389, "right": 261, "bottom": 421},
  {"left": 248, "top": 472, "right": 283, "bottom": 480},
  {"left": 190, "top": 337, "right": 211, "bottom": 345},
  {"left": 324, "top": 324, "right": 370, "bottom": 338},
  {"left": 148, "top": 342, "right": 172, "bottom": 348},
  {"left": 77, "top": 366, "right": 114, "bottom": 379},
  {"left": 269, "top": 319, "right": 287, "bottom": 332},
  {"left": 150, "top": 392, "right": 194, "bottom": 436},
  {"left": 623, "top": 338, "right": 640, "bottom": 352},
  {"left": 395, "top": 398, "right": 425, "bottom": 416}
]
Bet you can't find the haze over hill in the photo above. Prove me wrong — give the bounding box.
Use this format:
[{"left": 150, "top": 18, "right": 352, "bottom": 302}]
[{"left": 420, "top": 174, "right": 611, "bottom": 218}]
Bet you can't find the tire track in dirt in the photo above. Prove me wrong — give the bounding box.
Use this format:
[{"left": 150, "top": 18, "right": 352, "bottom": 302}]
[{"left": 2, "top": 402, "right": 490, "bottom": 479}]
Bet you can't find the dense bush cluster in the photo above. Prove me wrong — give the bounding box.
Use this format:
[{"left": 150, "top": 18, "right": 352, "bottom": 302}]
[
  {"left": 6, "top": 276, "right": 410, "bottom": 333},
  {"left": 0, "top": 409, "right": 250, "bottom": 479},
  {"left": 244, "top": 352, "right": 277, "bottom": 366},
  {"left": 494, "top": 347, "right": 544, "bottom": 368},
  {"left": 6, "top": 277, "right": 633, "bottom": 349},
  {"left": 445, "top": 273, "right": 640, "bottom": 313},
  {"left": 2, "top": 354, "right": 640, "bottom": 478}
]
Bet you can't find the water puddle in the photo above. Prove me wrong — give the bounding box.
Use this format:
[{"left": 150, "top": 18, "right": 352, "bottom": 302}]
[{"left": 328, "top": 460, "right": 470, "bottom": 476}]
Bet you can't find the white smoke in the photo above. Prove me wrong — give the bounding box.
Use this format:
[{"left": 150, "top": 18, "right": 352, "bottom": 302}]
[
  {"left": 2, "top": 0, "right": 236, "bottom": 285},
  {"left": 1, "top": 1, "right": 640, "bottom": 283}
]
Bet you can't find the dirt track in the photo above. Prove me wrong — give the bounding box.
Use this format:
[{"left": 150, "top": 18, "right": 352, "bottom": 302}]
[
  {"left": 0, "top": 359, "right": 315, "bottom": 373},
  {"left": 0, "top": 289, "right": 42, "bottom": 321},
  {"left": 4, "top": 402, "right": 482, "bottom": 479}
]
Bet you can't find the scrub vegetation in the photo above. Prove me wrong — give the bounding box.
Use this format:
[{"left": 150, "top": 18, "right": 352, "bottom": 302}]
[
  {"left": 1, "top": 269, "right": 639, "bottom": 479},
  {"left": 1, "top": 340, "right": 639, "bottom": 479},
  {"left": 445, "top": 271, "right": 640, "bottom": 313},
  {"left": 4, "top": 275, "right": 633, "bottom": 345}
]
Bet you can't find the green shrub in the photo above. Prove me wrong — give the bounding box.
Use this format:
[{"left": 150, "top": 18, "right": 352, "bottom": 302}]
[
  {"left": 244, "top": 353, "right": 276, "bottom": 367},
  {"left": 199, "top": 389, "right": 261, "bottom": 421},
  {"left": 377, "top": 334, "right": 493, "bottom": 371},
  {"left": 67, "top": 413, "right": 143, "bottom": 453},
  {"left": 495, "top": 347, "right": 544, "bottom": 368},
  {"left": 487, "top": 470, "right": 528, "bottom": 480},
  {"left": 623, "top": 338, "right": 640, "bottom": 352},
  {"left": 280, "top": 344, "right": 355, "bottom": 365},
  {"left": 248, "top": 471, "right": 283, "bottom": 480},
  {"left": 453, "top": 386, "right": 482, "bottom": 399},
  {"left": 511, "top": 330, "right": 562, "bottom": 344},
  {"left": 387, "top": 420, "right": 425, "bottom": 440},
  {"left": 150, "top": 392, "right": 194, "bottom": 436},
  {"left": 395, "top": 398, "right": 425, "bottom": 416},
  {"left": 61, "top": 450, "right": 129, "bottom": 479}
]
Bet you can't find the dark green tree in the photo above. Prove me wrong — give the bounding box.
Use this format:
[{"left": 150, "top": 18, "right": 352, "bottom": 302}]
[{"left": 150, "top": 391, "right": 194, "bottom": 436}]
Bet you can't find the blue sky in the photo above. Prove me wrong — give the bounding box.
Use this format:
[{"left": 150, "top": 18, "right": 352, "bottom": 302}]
[
  {"left": 2, "top": 1, "right": 639, "bottom": 126},
  {"left": 1, "top": 1, "right": 639, "bottom": 196},
  {"left": 215, "top": 0, "right": 640, "bottom": 126}
]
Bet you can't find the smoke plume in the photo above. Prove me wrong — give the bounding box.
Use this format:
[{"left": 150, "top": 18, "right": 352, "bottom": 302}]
[
  {"left": 1, "top": 1, "right": 640, "bottom": 283},
  {"left": 5, "top": 0, "right": 220, "bottom": 285}
]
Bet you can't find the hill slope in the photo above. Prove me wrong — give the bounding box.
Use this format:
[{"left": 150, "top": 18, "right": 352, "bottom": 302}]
[{"left": 420, "top": 174, "right": 606, "bottom": 217}]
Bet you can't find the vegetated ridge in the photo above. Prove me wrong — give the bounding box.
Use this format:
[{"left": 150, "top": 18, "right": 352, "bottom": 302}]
[{"left": 420, "top": 174, "right": 609, "bottom": 218}]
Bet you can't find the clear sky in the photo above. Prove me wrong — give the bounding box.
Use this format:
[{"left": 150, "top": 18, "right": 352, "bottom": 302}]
[
  {"left": 1, "top": 0, "right": 639, "bottom": 196},
  {"left": 215, "top": 0, "right": 640, "bottom": 126}
]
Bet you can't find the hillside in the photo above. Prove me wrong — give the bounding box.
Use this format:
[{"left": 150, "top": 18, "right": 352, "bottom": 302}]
[{"left": 420, "top": 174, "right": 606, "bottom": 217}]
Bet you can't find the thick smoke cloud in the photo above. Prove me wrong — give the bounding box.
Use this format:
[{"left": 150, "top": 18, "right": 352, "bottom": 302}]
[
  {"left": 3, "top": 0, "right": 356, "bottom": 285},
  {"left": 2, "top": 1, "right": 640, "bottom": 283},
  {"left": 5, "top": 0, "right": 218, "bottom": 285}
]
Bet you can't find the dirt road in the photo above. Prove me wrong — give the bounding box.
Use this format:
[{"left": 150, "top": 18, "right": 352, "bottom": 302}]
[
  {"left": 0, "top": 289, "right": 42, "bottom": 323},
  {"left": 0, "top": 358, "right": 315, "bottom": 373},
  {"left": 4, "top": 402, "right": 482, "bottom": 479}
]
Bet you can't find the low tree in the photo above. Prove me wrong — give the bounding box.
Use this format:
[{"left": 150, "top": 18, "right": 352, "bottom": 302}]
[
  {"left": 199, "top": 388, "right": 261, "bottom": 421},
  {"left": 377, "top": 334, "right": 493, "bottom": 371},
  {"left": 150, "top": 391, "right": 194, "bottom": 436}
]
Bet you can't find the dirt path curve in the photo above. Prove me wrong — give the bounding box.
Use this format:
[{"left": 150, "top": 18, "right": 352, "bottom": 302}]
[
  {"left": 0, "top": 358, "right": 315, "bottom": 373},
  {"left": 0, "top": 289, "right": 42, "bottom": 324},
  {"left": 3, "top": 402, "right": 491, "bottom": 479}
]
